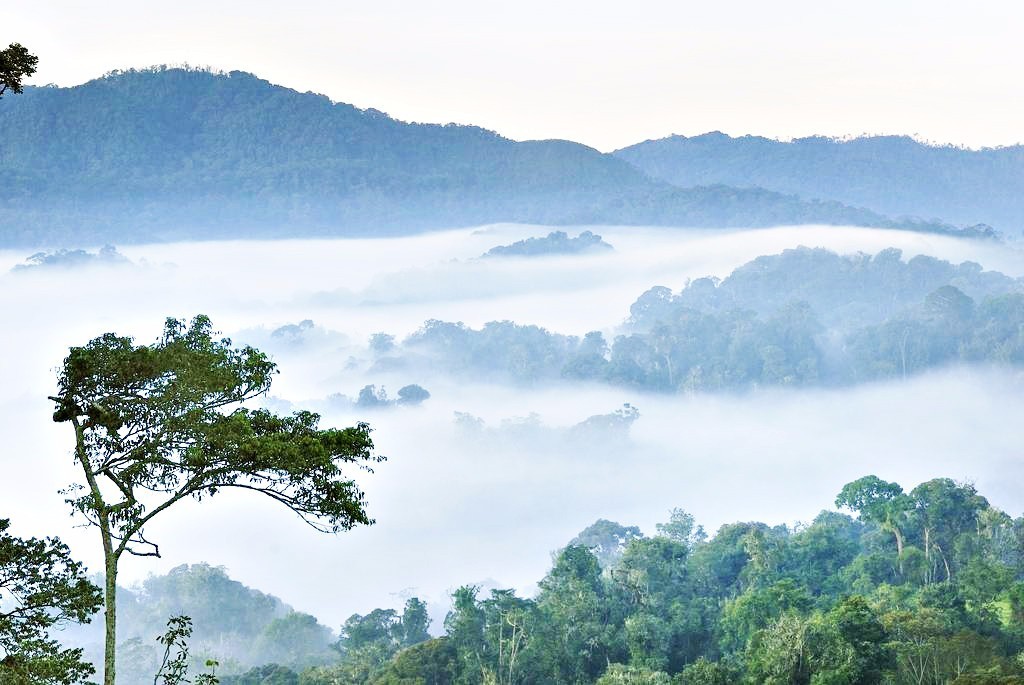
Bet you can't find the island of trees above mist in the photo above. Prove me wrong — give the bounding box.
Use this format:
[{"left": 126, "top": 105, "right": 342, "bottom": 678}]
[
  {"left": 34, "top": 475, "right": 1024, "bottom": 684},
  {"left": 293, "top": 246, "right": 1023, "bottom": 394},
  {"left": 0, "top": 66, "right": 1015, "bottom": 247}
]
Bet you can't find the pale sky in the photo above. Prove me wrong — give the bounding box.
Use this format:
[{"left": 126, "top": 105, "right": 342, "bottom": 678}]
[{"left": 6, "top": 1, "right": 1024, "bottom": 151}]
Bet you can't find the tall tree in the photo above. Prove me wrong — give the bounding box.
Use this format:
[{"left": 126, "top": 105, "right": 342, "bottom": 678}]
[
  {"left": 0, "top": 43, "right": 37, "bottom": 97},
  {"left": 49, "top": 315, "right": 382, "bottom": 685},
  {"left": 398, "top": 598, "right": 432, "bottom": 648},
  {"left": 909, "top": 478, "right": 988, "bottom": 582},
  {"left": 836, "top": 475, "right": 913, "bottom": 574}
]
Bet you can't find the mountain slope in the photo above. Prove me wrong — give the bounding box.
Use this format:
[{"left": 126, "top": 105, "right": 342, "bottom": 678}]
[
  {"left": 0, "top": 68, "right": 971, "bottom": 246},
  {"left": 614, "top": 132, "right": 1023, "bottom": 232}
]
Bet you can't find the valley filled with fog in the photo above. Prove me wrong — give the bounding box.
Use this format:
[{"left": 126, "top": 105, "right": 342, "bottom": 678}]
[{"left": 2, "top": 222, "right": 1022, "bottom": 630}]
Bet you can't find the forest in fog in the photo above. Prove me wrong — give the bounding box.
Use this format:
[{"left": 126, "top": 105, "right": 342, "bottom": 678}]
[
  {"left": 2, "top": 35, "right": 1024, "bottom": 683},
  {"left": 2, "top": 222, "right": 1023, "bottom": 684}
]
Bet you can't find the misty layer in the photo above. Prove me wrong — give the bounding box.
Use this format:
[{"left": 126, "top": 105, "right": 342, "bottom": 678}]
[
  {"left": 2, "top": 226, "right": 1021, "bottom": 645},
  {"left": 56, "top": 563, "right": 339, "bottom": 678}
]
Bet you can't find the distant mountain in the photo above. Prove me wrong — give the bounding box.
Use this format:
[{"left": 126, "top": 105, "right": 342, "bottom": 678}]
[
  {"left": 0, "top": 68, "right": 978, "bottom": 247},
  {"left": 614, "top": 132, "right": 1023, "bottom": 233}
]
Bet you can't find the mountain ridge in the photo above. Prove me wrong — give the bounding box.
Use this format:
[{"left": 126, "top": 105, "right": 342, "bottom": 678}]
[
  {"left": 0, "top": 67, "right": 987, "bottom": 247},
  {"left": 614, "top": 131, "right": 1024, "bottom": 232}
]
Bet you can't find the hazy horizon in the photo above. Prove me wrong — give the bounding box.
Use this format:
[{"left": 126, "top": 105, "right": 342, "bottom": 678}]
[{"left": 8, "top": 0, "right": 1024, "bottom": 152}]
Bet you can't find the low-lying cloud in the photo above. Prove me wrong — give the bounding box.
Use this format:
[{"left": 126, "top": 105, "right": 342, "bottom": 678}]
[{"left": 1, "top": 223, "right": 1022, "bottom": 629}]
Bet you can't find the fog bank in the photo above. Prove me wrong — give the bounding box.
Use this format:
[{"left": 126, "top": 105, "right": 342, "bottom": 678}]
[{"left": 1, "top": 223, "right": 1021, "bottom": 628}]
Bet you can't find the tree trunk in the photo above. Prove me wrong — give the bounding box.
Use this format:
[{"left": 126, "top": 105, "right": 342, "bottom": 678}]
[
  {"left": 937, "top": 544, "right": 951, "bottom": 581},
  {"left": 77, "top": 419, "right": 118, "bottom": 685},
  {"left": 923, "top": 527, "right": 931, "bottom": 583},
  {"left": 102, "top": 529, "right": 117, "bottom": 685},
  {"left": 894, "top": 527, "right": 905, "bottom": 575}
]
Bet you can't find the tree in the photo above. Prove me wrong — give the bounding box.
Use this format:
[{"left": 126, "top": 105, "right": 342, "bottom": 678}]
[
  {"left": 0, "top": 43, "right": 37, "bottom": 97},
  {"left": 356, "top": 384, "right": 389, "bottom": 408},
  {"left": 368, "top": 333, "right": 396, "bottom": 355},
  {"left": 396, "top": 384, "right": 431, "bottom": 406},
  {"left": 253, "top": 612, "right": 334, "bottom": 670},
  {"left": 444, "top": 586, "right": 486, "bottom": 684},
  {"left": 366, "top": 638, "right": 458, "bottom": 685},
  {"left": 594, "top": 663, "right": 671, "bottom": 684},
  {"left": 152, "top": 616, "right": 219, "bottom": 685},
  {"left": 655, "top": 508, "right": 705, "bottom": 550},
  {"left": 569, "top": 519, "right": 643, "bottom": 568},
  {"left": 49, "top": 315, "right": 382, "bottom": 685},
  {"left": 338, "top": 608, "right": 400, "bottom": 655},
  {"left": 0, "top": 518, "right": 102, "bottom": 684},
  {"left": 835, "top": 476, "right": 913, "bottom": 574},
  {"left": 910, "top": 478, "right": 988, "bottom": 582},
  {"left": 535, "top": 546, "right": 621, "bottom": 683},
  {"left": 397, "top": 598, "right": 432, "bottom": 647}
]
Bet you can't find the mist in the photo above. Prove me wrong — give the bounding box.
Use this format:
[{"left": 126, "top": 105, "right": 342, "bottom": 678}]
[{"left": 2, "top": 223, "right": 1023, "bottom": 631}]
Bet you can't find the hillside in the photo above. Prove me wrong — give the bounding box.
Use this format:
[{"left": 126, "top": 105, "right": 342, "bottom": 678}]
[
  {"left": 614, "top": 132, "right": 1023, "bottom": 232},
  {"left": 0, "top": 67, "right": 967, "bottom": 247}
]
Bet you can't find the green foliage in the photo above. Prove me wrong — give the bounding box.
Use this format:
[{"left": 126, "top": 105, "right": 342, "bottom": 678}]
[
  {"left": 397, "top": 599, "right": 432, "bottom": 648},
  {"left": 595, "top": 663, "right": 671, "bottom": 684},
  {"left": 0, "top": 43, "right": 37, "bottom": 97},
  {"left": 365, "top": 638, "right": 457, "bottom": 684},
  {"left": 719, "top": 580, "right": 812, "bottom": 653},
  {"left": 309, "top": 598, "right": 436, "bottom": 684},
  {"left": 247, "top": 474, "right": 1023, "bottom": 685},
  {"left": 255, "top": 613, "right": 335, "bottom": 671},
  {"left": 50, "top": 314, "right": 381, "bottom": 685},
  {"left": 154, "top": 615, "right": 221, "bottom": 685},
  {"left": 53, "top": 315, "right": 381, "bottom": 544},
  {"left": 221, "top": 664, "right": 298, "bottom": 685},
  {"left": 0, "top": 518, "right": 102, "bottom": 684},
  {"left": 535, "top": 546, "right": 624, "bottom": 683},
  {"left": 655, "top": 509, "right": 705, "bottom": 551},
  {"left": 675, "top": 657, "right": 740, "bottom": 685}
]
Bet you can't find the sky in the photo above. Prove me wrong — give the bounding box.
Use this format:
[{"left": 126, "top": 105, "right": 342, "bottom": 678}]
[
  {"left": 2, "top": 225, "right": 1023, "bottom": 627},
  {"left": 6, "top": 0, "right": 1024, "bottom": 151}
]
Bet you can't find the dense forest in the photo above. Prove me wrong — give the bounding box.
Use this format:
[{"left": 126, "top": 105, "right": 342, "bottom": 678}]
[
  {"left": 0, "top": 67, "right": 980, "bottom": 247},
  {"left": 54, "top": 475, "right": 1024, "bottom": 684},
  {"left": 354, "top": 247, "right": 1024, "bottom": 391},
  {"left": 614, "top": 132, "right": 1024, "bottom": 233}
]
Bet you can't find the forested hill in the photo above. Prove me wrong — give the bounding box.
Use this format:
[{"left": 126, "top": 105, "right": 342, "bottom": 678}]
[
  {"left": 0, "top": 67, "right": 968, "bottom": 247},
  {"left": 614, "top": 132, "right": 1024, "bottom": 232},
  {"left": 66, "top": 476, "right": 1024, "bottom": 684}
]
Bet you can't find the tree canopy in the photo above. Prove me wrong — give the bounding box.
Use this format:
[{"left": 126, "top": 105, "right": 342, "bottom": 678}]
[
  {"left": 0, "top": 43, "right": 37, "bottom": 98},
  {"left": 0, "top": 518, "right": 101, "bottom": 684}
]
